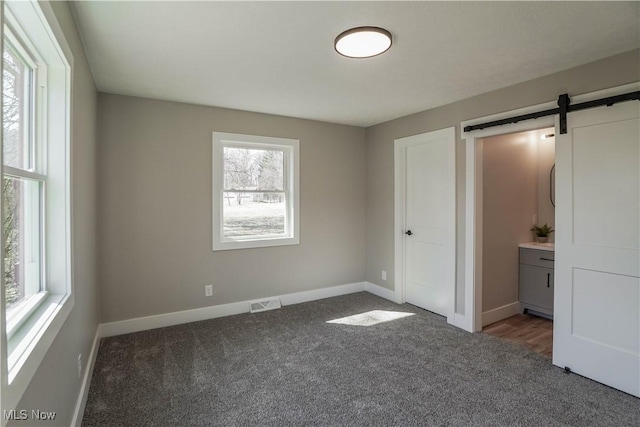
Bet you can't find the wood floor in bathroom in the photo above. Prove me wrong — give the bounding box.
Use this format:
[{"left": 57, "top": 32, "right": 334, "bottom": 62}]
[{"left": 483, "top": 313, "right": 553, "bottom": 358}]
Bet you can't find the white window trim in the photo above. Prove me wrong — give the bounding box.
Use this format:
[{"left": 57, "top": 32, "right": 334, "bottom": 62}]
[
  {"left": 0, "top": 0, "right": 74, "bottom": 417},
  {"left": 212, "top": 132, "right": 300, "bottom": 251}
]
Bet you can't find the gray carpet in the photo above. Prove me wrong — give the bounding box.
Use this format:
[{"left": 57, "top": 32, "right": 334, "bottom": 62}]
[{"left": 82, "top": 292, "right": 639, "bottom": 426}]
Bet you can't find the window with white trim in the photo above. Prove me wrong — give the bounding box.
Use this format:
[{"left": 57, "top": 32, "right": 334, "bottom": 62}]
[
  {"left": 3, "top": 16, "right": 46, "bottom": 344},
  {"left": 1, "top": 0, "right": 72, "bottom": 410},
  {"left": 212, "top": 132, "right": 299, "bottom": 251}
]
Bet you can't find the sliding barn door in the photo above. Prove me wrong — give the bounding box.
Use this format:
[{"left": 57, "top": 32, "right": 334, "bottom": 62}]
[{"left": 553, "top": 100, "right": 639, "bottom": 396}]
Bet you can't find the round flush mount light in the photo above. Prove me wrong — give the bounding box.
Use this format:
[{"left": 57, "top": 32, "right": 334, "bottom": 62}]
[{"left": 334, "top": 26, "right": 392, "bottom": 58}]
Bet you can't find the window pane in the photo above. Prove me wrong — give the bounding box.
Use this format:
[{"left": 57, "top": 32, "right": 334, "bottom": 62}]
[
  {"left": 223, "top": 147, "right": 283, "bottom": 191},
  {"left": 2, "top": 42, "right": 33, "bottom": 170},
  {"left": 223, "top": 192, "right": 286, "bottom": 238},
  {"left": 4, "top": 177, "right": 42, "bottom": 311}
]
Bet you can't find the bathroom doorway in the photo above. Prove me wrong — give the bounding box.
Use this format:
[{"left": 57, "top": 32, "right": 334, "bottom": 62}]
[{"left": 477, "top": 127, "right": 556, "bottom": 358}]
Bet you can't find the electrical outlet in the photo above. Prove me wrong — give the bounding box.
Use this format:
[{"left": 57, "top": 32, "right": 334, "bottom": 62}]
[
  {"left": 381, "top": 270, "right": 387, "bottom": 281},
  {"left": 205, "top": 284, "right": 213, "bottom": 297},
  {"left": 533, "top": 214, "right": 538, "bottom": 225},
  {"left": 77, "top": 354, "right": 82, "bottom": 379}
]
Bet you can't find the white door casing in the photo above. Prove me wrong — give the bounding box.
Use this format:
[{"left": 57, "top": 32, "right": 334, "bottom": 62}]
[
  {"left": 394, "top": 128, "right": 455, "bottom": 321},
  {"left": 462, "top": 115, "right": 556, "bottom": 332},
  {"left": 553, "top": 100, "right": 640, "bottom": 397}
]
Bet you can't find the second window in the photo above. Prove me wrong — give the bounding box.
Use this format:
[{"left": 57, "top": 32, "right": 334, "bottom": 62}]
[{"left": 213, "top": 132, "right": 299, "bottom": 250}]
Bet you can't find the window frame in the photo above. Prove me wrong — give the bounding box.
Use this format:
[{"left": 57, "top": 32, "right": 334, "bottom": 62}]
[
  {"left": 0, "top": 0, "right": 73, "bottom": 416},
  {"left": 2, "top": 22, "right": 48, "bottom": 341},
  {"left": 212, "top": 132, "right": 299, "bottom": 251}
]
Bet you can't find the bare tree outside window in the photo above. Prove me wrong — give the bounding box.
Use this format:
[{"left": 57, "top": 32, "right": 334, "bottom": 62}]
[
  {"left": 3, "top": 42, "right": 37, "bottom": 310},
  {"left": 4, "top": 45, "right": 25, "bottom": 308}
]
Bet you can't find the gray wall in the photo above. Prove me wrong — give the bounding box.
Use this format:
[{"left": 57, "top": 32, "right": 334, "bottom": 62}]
[
  {"left": 365, "top": 49, "right": 640, "bottom": 315},
  {"left": 98, "top": 95, "right": 366, "bottom": 323},
  {"left": 481, "top": 132, "right": 538, "bottom": 312},
  {"left": 12, "top": 1, "right": 99, "bottom": 425}
]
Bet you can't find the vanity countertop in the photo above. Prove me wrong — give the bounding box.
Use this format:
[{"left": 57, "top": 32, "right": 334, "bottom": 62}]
[{"left": 519, "top": 242, "right": 555, "bottom": 251}]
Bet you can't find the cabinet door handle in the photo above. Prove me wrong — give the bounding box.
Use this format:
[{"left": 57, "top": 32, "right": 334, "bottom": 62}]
[
  {"left": 540, "top": 257, "right": 554, "bottom": 262},
  {"left": 547, "top": 273, "right": 550, "bottom": 287}
]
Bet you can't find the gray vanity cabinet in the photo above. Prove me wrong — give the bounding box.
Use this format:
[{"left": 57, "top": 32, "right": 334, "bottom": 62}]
[{"left": 519, "top": 248, "right": 554, "bottom": 317}]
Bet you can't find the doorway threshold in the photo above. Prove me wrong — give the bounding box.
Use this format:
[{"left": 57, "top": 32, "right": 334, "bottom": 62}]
[{"left": 483, "top": 314, "right": 553, "bottom": 358}]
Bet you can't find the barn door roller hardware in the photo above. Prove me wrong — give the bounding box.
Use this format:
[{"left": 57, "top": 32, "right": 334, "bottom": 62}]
[{"left": 463, "top": 91, "right": 640, "bottom": 134}]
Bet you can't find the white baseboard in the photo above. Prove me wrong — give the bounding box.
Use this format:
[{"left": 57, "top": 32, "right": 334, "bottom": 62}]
[
  {"left": 279, "top": 282, "right": 366, "bottom": 306},
  {"left": 100, "top": 281, "right": 369, "bottom": 338},
  {"left": 100, "top": 299, "right": 249, "bottom": 338},
  {"left": 71, "top": 325, "right": 102, "bottom": 427},
  {"left": 364, "top": 281, "right": 397, "bottom": 302},
  {"left": 100, "top": 281, "right": 406, "bottom": 338},
  {"left": 482, "top": 301, "right": 521, "bottom": 327}
]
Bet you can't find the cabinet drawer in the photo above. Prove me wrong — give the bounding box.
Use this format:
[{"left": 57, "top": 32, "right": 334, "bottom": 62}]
[
  {"left": 519, "top": 248, "right": 554, "bottom": 269},
  {"left": 519, "top": 265, "right": 554, "bottom": 311}
]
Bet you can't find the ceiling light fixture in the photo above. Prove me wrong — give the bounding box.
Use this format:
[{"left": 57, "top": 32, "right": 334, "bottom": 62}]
[{"left": 334, "top": 26, "right": 392, "bottom": 59}]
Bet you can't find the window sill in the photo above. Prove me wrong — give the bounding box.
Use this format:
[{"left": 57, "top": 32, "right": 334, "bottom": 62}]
[
  {"left": 213, "top": 235, "right": 300, "bottom": 251},
  {"left": 6, "top": 292, "right": 49, "bottom": 340},
  {"left": 4, "top": 292, "right": 74, "bottom": 410}
]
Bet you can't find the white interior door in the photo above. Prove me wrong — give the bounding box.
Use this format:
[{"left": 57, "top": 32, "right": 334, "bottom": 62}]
[
  {"left": 400, "top": 128, "right": 455, "bottom": 317},
  {"left": 553, "top": 100, "right": 640, "bottom": 396}
]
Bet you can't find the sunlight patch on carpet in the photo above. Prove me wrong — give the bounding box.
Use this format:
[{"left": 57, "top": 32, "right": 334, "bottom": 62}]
[{"left": 326, "top": 310, "right": 415, "bottom": 326}]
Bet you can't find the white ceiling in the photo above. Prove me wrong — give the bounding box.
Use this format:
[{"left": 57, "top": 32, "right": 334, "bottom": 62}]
[{"left": 71, "top": 1, "right": 640, "bottom": 127}]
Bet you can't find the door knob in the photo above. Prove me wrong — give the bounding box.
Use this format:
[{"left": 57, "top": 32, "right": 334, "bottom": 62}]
[{"left": 405, "top": 230, "right": 413, "bottom": 236}]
